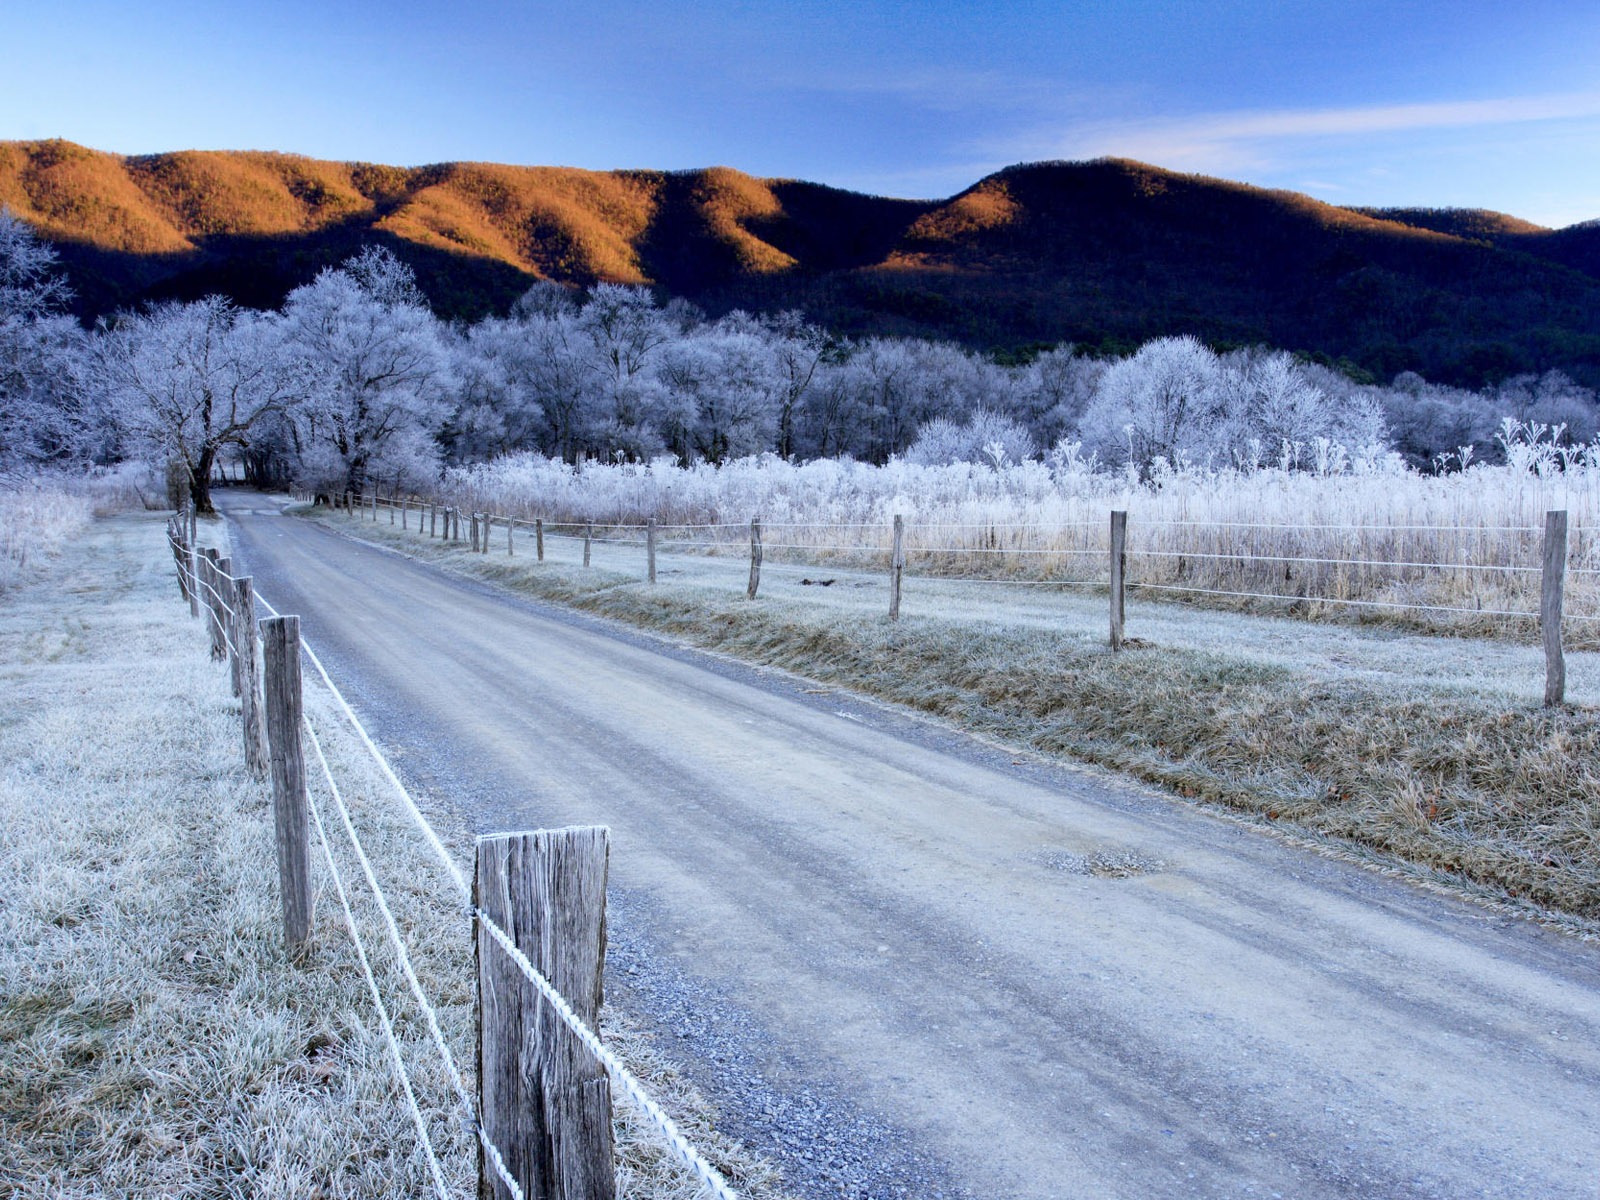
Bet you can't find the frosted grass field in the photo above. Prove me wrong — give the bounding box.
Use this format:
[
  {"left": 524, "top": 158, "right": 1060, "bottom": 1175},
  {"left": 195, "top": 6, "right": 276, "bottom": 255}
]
[
  {"left": 436, "top": 428, "right": 1600, "bottom": 643},
  {"left": 0, "top": 511, "right": 786, "bottom": 1199}
]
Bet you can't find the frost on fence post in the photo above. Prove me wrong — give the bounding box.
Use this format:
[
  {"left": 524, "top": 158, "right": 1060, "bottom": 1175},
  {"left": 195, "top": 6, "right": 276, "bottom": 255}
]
[
  {"left": 233, "top": 575, "right": 267, "bottom": 777},
  {"left": 261, "top": 616, "right": 312, "bottom": 951},
  {"left": 1543, "top": 509, "right": 1568, "bottom": 707},
  {"left": 1110, "top": 510, "right": 1128, "bottom": 651},
  {"left": 476, "top": 827, "right": 615, "bottom": 1200},
  {"left": 747, "top": 518, "right": 763, "bottom": 600},
  {"left": 647, "top": 518, "right": 657, "bottom": 584},
  {"left": 889, "top": 514, "right": 905, "bottom": 620},
  {"left": 583, "top": 524, "right": 592, "bottom": 568},
  {"left": 203, "top": 550, "right": 227, "bottom": 662},
  {"left": 536, "top": 518, "right": 545, "bottom": 563}
]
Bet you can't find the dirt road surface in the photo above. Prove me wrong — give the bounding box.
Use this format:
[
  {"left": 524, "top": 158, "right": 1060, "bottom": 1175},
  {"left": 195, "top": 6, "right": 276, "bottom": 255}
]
[{"left": 218, "top": 493, "right": 1600, "bottom": 1200}]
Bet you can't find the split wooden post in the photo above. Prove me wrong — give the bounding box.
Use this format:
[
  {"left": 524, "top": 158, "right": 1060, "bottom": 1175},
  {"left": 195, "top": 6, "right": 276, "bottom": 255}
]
[
  {"left": 1543, "top": 509, "right": 1568, "bottom": 706},
  {"left": 476, "top": 827, "right": 615, "bottom": 1200},
  {"left": 536, "top": 518, "right": 545, "bottom": 562},
  {"left": 747, "top": 518, "right": 763, "bottom": 600},
  {"left": 1110, "top": 510, "right": 1128, "bottom": 651},
  {"left": 583, "top": 524, "right": 592, "bottom": 568},
  {"left": 646, "top": 518, "right": 657, "bottom": 584},
  {"left": 889, "top": 514, "right": 905, "bottom": 620},
  {"left": 233, "top": 575, "right": 267, "bottom": 776},
  {"left": 261, "top": 616, "right": 312, "bottom": 950}
]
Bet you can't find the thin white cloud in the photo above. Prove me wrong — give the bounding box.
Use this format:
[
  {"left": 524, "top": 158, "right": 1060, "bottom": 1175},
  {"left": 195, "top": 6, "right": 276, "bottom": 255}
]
[{"left": 1030, "top": 91, "right": 1600, "bottom": 172}]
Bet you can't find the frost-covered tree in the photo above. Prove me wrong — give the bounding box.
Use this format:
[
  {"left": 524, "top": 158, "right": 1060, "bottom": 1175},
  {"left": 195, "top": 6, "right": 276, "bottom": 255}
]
[
  {"left": 282, "top": 248, "right": 448, "bottom": 495},
  {"left": 905, "top": 409, "right": 1035, "bottom": 467},
  {"left": 1077, "top": 335, "right": 1223, "bottom": 477},
  {"left": 1016, "top": 347, "right": 1104, "bottom": 450},
  {"left": 658, "top": 314, "right": 785, "bottom": 463},
  {"left": 573, "top": 284, "right": 676, "bottom": 461},
  {"left": 0, "top": 210, "right": 87, "bottom": 470},
  {"left": 98, "top": 296, "right": 302, "bottom": 512}
]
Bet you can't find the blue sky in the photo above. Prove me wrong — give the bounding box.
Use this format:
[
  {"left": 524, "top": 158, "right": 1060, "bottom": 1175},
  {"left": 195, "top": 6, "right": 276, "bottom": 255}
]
[{"left": 6, "top": 0, "right": 1600, "bottom": 225}]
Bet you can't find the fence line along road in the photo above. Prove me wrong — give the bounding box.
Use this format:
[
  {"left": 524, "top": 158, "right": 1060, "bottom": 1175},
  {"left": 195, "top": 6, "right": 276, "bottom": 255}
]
[
  {"left": 164, "top": 504, "right": 739, "bottom": 1200},
  {"left": 302, "top": 490, "right": 1581, "bottom": 705}
]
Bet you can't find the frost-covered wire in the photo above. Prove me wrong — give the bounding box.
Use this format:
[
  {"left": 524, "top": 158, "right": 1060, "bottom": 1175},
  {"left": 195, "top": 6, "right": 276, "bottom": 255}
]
[
  {"left": 303, "top": 774, "right": 455, "bottom": 1200},
  {"left": 303, "top": 716, "right": 525, "bottom": 1200},
  {"left": 476, "top": 912, "right": 738, "bottom": 1200},
  {"left": 1138, "top": 518, "right": 1543, "bottom": 533},
  {"left": 1129, "top": 549, "right": 1541, "bottom": 573},
  {"left": 1127, "top": 580, "right": 1538, "bottom": 618}
]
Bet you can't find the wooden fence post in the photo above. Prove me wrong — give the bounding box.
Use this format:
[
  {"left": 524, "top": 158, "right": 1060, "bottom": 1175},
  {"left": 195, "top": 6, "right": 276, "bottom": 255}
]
[
  {"left": 370, "top": 492, "right": 377, "bottom": 521},
  {"left": 471, "top": 512, "right": 481, "bottom": 553},
  {"left": 234, "top": 576, "right": 267, "bottom": 777},
  {"left": 217, "top": 556, "right": 238, "bottom": 682},
  {"left": 402, "top": 499, "right": 409, "bottom": 530},
  {"left": 583, "top": 524, "right": 592, "bottom": 568},
  {"left": 203, "top": 550, "right": 227, "bottom": 661},
  {"left": 747, "top": 518, "right": 763, "bottom": 600},
  {"left": 187, "top": 506, "right": 201, "bottom": 620},
  {"left": 508, "top": 517, "right": 515, "bottom": 557},
  {"left": 389, "top": 499, "right": 395, "bottom": 525},
  {"left": 452, "top": 508, "right": 461, "bottom": 542},
  {"left": 261, "top": 616, "right": 312, "bottom": 950},
  {"left": 1110, "top": 510, "right": 1128, "bottom": 651},
  {"left": 889, "top": 515, "right": 905, "bottom": 620},
  {"left": 1543, "top": 509, "right": 1568, "bottom": 706},
  {"left": 647, "top": 518, "right": 657, "bottom": 584},
  {"left": 430, "top": 504, "right": 437, "bottom": 538},
  {"left": 536, "top": 518, "right": 545, "bottom": 562},
  {"left": 476, "top": 827, "right": 614, "bottom": 1200}
]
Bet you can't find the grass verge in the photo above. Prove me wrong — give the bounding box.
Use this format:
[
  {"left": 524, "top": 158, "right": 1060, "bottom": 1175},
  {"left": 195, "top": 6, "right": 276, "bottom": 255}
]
[
  {"left": 312, "top": 505, "right": 1600, "bottom": 926},
  {"left": 0, "top": 512, "right": 786, "bottom": 1198}
]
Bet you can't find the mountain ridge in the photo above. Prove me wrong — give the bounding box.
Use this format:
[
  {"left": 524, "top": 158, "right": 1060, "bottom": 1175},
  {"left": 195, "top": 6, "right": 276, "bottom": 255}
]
[{"left": 5, "top": 139, "right": 1600, "bottom": 385}]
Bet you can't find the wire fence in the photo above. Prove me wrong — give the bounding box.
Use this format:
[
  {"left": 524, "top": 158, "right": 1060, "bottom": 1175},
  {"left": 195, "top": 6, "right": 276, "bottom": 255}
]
[
  {"left": 317, "top": 491, "right": 1597, "bottom": 644},
  {"left": 166, "top": 507, "right": 739, "bottom": 1200}
]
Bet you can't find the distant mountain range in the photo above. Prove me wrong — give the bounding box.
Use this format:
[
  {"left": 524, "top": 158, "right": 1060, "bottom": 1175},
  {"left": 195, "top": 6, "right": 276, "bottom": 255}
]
[{"left": 5, "top": 138, "right": 1600, "bottom": 385}]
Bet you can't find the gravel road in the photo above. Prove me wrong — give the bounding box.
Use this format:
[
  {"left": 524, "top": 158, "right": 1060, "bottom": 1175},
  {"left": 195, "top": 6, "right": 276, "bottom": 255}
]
[{"left": 219, "top": 493, "right": 1600, "bottom": 1200}]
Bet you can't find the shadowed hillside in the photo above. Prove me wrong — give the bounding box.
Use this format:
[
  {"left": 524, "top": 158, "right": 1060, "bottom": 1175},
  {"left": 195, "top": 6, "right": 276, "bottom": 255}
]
[{"left": 4, "top": 139, "right": 1600, "bottom": 384}]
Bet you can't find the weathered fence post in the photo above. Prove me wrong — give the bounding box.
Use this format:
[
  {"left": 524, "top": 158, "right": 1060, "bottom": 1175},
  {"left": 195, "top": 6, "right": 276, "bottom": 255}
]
[
  {"left": 370, "top": 492, "right": 377, "bottom": 521},
  {"left": 889, "top": 514, "right": 905, "bottom": 620},
  {"left": 202, "top": 550, "right": 227, "bottom": 661},
  {"left": 1110, "top": 510, "right": 1128, "bottom": 651},
  {"left": 583, "top": 524, "right": 592, "bottom": 568},
  {"left": 389, "top": 499, "right": 395, "bottom": 525},
  {"left": 452, "top": 507, "right": 461, "bottom": 542},
  {"left": 261, "top": 616, "right": 312, "bottom": 950},
  {"left": 747, "top": 518, "right": 763, "bottom": 600},
  {"left": 217, "top": 556, "right": 237, "bottom": 677},
  {"left": 508, "top": 517, "right": 515, "bottom": 557},
  {"left": 536, "top": 518, "right": 545, "bottom": 562},
  {"left": 1543, "top": 509, "right": 1568, "bottom": 706},
  {"left": 471, "top": 512, "right": 482, "bottom": 553},
  {"left": 430, "top": 504, "right": 437, "bottom": 538},
  {"left": 187, "top": 506, "right": 201, "bottom": 619},
  {"left": 233, "top": 576, "right": 268, "bottom": 776},
  {"left": 647, "top": 518, "right": 657, "bottom": 584},
  {"left": 476, "top": 827, "right": 615, "bottom": 1200},
  {"left": 402, "top": 499, "right": 409, "bottom": 531}
]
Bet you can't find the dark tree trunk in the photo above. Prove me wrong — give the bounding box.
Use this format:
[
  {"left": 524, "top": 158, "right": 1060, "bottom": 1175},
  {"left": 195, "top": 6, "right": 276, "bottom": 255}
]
[{"left": 191, "top": 446, "right": 218, "bottom": 514}]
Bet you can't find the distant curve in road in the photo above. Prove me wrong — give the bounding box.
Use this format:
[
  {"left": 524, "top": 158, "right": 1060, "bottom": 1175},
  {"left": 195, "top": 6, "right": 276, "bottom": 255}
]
[{"left": 219, "top": 492, "right": 1600, "bottom": 1200}]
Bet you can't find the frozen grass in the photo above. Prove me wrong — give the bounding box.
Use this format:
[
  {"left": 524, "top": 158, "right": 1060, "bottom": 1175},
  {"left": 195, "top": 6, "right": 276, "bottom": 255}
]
[
  {"left": 0, "top": 466, "right": 159, "bottom": 593},
  {"left": 0, "top": 511, "right": 788, "bottom": 1199},
  {"left": 320, "top": 504, "right": 1600, "bottom": 924},
  {"left": 434, "top": 440, "right": 1600, "bottom": 646}
]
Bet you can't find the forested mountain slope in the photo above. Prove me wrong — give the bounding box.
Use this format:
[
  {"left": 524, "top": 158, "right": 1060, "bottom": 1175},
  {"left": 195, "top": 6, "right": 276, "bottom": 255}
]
[{"left": 4, "top": 139, "right": 1599, "bottom": 384}]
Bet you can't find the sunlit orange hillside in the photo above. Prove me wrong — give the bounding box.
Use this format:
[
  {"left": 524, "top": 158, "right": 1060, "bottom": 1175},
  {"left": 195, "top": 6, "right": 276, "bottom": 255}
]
[{"left": 5, "top": 139, "right": 1600, "bottom": 383}]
